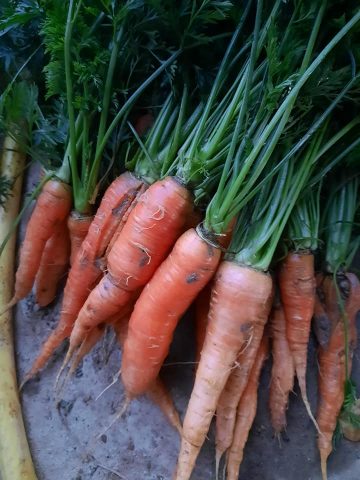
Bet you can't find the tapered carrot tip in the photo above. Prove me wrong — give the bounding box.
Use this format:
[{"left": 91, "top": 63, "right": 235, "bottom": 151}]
[
  {"left": 54, "top": 345, "right": 76, "bottom": 394},
  {"left": 298, "top": 375, "right": 321, "bottom": 434},
  {"left": 19, "top": 372, "right": 32, "bottom": 392},
  {"left": 215, "top": 449, "right": 223, "bottom": 480},
  {"left": 320, "top": 450, "right": 328, "bottom": 480}
]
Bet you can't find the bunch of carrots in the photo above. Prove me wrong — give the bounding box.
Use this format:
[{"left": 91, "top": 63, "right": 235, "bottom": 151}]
[{"left": 1, "top": 1, "right": 360, "bottom": 479}]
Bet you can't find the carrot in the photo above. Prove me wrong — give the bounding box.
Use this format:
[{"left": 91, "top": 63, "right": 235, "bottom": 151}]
[
  {"left": 35, "top": 220, "right": 71, "bottom": 307},
  {"left": 174, "top": 262, "right": 273, "bottom": 480},
  {"left": 67, "top": 324, "right": 106, "bottom": 377},
  {"left": 278, "top": 251, "right": 317, "bottom": 428},
  {"left": 215, "top": 286, "right": 271, "bottom": 465},
  {"left": 121, "top": 227, "right": 222, "bottom": 399},
  {"left": 0, "top": 178, "right": 72, "bottom": 313},
  {"left": 314, "top": 273, "right": 359, "bottom": 480},
  {"left": 67, "top": 176, "right": 193, "bottom": 354},
  {"left": 268, "top": 299, "right": 295, "bottom": 436},
  {"left": 113, "top": 310, "right": 182, "bottom": 434},
  {"left": 67, "top": 211, "right": 93, "bottom": 265},
  {"left": 193, "top": 218, "right": 235, "bottom": 369},
  {"left": 147, "top": 378, "right": 183, "bottom": 435},
  {"left": 226, "top": 333, "right": 269, "bottom": 480},
  {"left": 23, "top": 172, "right": 144, "bottom": 381}
]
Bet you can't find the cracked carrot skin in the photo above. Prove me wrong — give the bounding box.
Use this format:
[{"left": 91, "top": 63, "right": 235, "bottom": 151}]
[
  {"left": 35, "top": 220, "right": 71, "bottom": 307},
  {"left": 226, "top": 334, "right": 269, "bottom": 480},
  {"left": 24, "top": 172, "right": 144, "bottom": 380},
  {"left": 67, "top": 211, "right": 93, "bottom": 266},
  {"left": 121, "top": 227, "right": 222, "bottom": 398},
  {"left": 279, "top": 251, "right": 316, "bottom": 424},
  {"left": 269, "top": 300, "right": 294, "bottom": 434},
  {"left": 174, "top": 262, "right": 273, "bottom": 480},
  {"left": 314, "top": 273, "right": 359, "bottom": 480},
  {"left": 9, "top": 178, "right": 72, "bottom": 306},
  {"left": 68, "top": 176, "right": 193, "bottom": 351}
]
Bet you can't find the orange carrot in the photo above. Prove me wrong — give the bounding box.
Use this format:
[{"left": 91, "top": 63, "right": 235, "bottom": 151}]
[
  {"left": 147, "top": 378, "right": 182, "bottom": 435},
  {"left": 113, "top": 311, "right": 182, "bottom": 434},
  {"left": 1, "top": 178, "right": 72, "bottom": 312},
  {"left": 67, "top": 176, "right": 193, "bottom": 354},
  {"left": 174, "top": 262, "right": 273, "bottom": 480},
  {"left": 314, "top": 273, "right": 359, "bottom": 480},
  {"left": 226, "top": 333, "right": 269, "bottom": 480},
  {"left": 121, "top": 227, "right": 222, "bottom": 398},
  {"left": 35, "top": 220, "right": 71, "bottom": 307},
  {"left": 23, "top": 172, "right": 144, "bottom": 381},
  {"left": 67, "top": 211, "right": 93, "bottom": 265},
  {"left": 215, "top": 288, "right": 271, "bottom": 464},
  {"left": 193, "top": 218, "right": 234, "bottom": 369},
  {"left": 279, "top": 251, "right": 317, "bottom": 427},
  {"left": 268, "top": 299, "right": 295, "bottom": 435}
]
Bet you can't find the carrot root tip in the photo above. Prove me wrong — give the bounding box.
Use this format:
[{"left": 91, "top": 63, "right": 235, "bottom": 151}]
[
  {"left": 320, "top": 452, "right": 328, "bottom": 480},
  {"left": 215, "top": 449, "right": 224, "bottom": 480},
  {"left": 54, "top": 345, "right": 76, "bottom": 394}
]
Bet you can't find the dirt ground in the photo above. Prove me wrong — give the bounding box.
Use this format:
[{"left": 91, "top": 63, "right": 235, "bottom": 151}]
[{"left": 14, "top": 168, "right": 360, "bottom": 480}]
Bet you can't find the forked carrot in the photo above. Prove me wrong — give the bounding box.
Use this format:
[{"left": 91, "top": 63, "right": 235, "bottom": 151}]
[
  {"left": 174, "top": 262, "right": 273, "bottom": 480},
  {"left": 113, "top": 310, "right": 182, "bottom": 434},
  {"left": 215, "top": 310, "right": 268, "bottom": 467},
  {"left": 67, "top": 176, "right": 193, "bottom": 354},
  {"left": 23, "top": 172, "right": 144, "bottom": 381},
  {"left": 67, "top": 211, "right": 93, "bottom": 265},
  {"left": 314, "top": 273, "right": 359, "bottom": 480},
  {"left": 268, "top": 299, "right": 294, "bottom": 436},
  {"left": 121, "top": 227, "right": 221, "bottom": 398},
  {"left": 279, "top": 251, "right": 317, "bottom": 428},
  {"left": 35, "top": 220, "right": 71, "bottom": 307},
  {"left": 0, "top": 178, "right": 72, "bottom": 313},
  {"left": 226, "top": 333, "right": 269, "bottom": 480}
]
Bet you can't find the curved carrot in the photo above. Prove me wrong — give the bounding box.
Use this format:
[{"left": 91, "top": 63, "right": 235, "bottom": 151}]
[
  {"left": 35, "top": 220, "right": 71, "bottom": 307},
  {"left": 279, "top": 251, "right": 317, "bottom": 428},
  {"left": 23, "top": 172, "right": 144, "bottom": 381},
  {"left": 226, "top": 333, "right": 269, "bottom": 480},
  {"left": 67, "top": 176, "right": 193, "bottom": 354},
  {"left": 121, "top": 227, "right": 221, "bottom": 398},
  {"left": 67, "top": 211, "right": 93, "bottom": 266},
  {"left": 174, "top": 262, "right": 273, "bottom": 480},
  {"left": 315, "top": 273, "right": 359, "bottom": 480},
  {"left": 1, "top": 178, "right": 72, "bottom": 312},
  {"left": 269, "top": 300, "right": 294, "bottom": 435}
]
